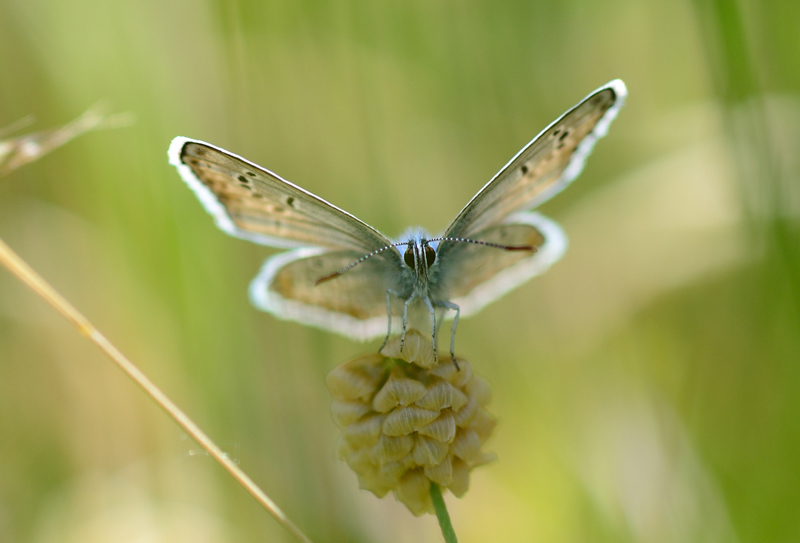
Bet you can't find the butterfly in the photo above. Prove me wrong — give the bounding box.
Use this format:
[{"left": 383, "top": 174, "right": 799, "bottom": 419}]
[{"left": 169, "top": 79, "right": 626, "bottom": 362}]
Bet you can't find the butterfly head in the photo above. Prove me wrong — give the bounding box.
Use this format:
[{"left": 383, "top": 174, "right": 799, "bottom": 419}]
[
  {"left": 396, "top": 228, "right": 438, "bottom": 284},
  {"left": 403, "top": 240, "right": 436, "bottom": 271}
]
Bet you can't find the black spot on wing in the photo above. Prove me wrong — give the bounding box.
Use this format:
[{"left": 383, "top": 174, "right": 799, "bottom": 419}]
[
  {"left": 555, "top": 129, "right": 571, "bottom": 149},
  {"left": 287, "top": 196, "right": 295, "bottom": 207},
  {"left": 521, "top": 164, "right": 529, "bottom": 175}
]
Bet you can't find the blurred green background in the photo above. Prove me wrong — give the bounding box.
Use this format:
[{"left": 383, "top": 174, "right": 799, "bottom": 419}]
[{"left": 1, "top": 0, "right": 799, "bottom": 541}]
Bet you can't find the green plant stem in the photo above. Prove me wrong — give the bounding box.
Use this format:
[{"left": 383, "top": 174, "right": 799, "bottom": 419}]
[{"left": 430, "top": 482, "right": 458, "bottom": 543}]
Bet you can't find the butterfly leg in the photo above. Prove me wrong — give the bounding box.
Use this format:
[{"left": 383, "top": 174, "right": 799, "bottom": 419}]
[
  {"left": 399, "top": 294, "right": 414, "bottom": 353},
  {"left": 434, "top": 300, "right": 460, "bottom": 368},
  {"left": 423, "top": 296, "right": 438, "bottom": 362},
  {"left": 379, "top": 289, "right": 397, "bottom": 353},
  {"left": 433, "top": 307, "right": 446, "bottom": 338}
]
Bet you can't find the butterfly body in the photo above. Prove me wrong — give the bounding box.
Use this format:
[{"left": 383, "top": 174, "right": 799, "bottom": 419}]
[{"left": 169, "top": 80, "right": 627, "bottom": 358}]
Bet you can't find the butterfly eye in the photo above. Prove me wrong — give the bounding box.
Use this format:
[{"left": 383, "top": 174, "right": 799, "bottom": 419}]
[
  {"left": 403, "top": 246, "right": 416, "bottom": 269},
  {"left": 424, "top": 245, "right": 436, "bottom": 267}
]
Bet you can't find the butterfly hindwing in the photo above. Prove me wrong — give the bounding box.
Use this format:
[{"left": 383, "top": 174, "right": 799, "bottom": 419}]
[
  {"left": 432, "top": 212, "right": 567, "bottom": 317},
  {"left": 249, "top": 248, "right": 406, "bottom": 340}
]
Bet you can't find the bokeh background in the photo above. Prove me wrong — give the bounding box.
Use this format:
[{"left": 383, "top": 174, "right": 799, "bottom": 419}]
[{"left": 1, "top": 0, "right": 799, "bottom": 541}]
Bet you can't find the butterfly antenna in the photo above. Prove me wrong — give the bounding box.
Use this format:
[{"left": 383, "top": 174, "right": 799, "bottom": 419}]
[
  {"left": 314, "top": 244, "right": 403, "bottom": 285},
  {"left": 430, "top": 237, "right": 538, "bottom": 252}
]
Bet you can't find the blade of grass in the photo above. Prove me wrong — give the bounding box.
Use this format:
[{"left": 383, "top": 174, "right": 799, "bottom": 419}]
[
  {"left": 693, "top": 0, "right": 800, "bottom": 314},
  {"left": 0, "top": 235, "right": 315, "bottom": 543}
]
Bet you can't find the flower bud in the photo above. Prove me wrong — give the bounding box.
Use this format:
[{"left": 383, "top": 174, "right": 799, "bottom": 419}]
[{"left": 326, "top": 329, "right": 496, "bottom": 516}]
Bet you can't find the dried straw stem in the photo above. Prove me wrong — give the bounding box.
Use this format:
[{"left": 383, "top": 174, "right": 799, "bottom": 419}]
[{"left": 0, "top": 236, "right": 314, "bottom": 543}]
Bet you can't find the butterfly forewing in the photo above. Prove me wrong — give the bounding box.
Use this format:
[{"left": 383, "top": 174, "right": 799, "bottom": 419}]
[
  {"left": 171, "top": 139, "right": 398, "bottom": 254},
  {"left": 440, "top": 81, "right": 625, "bottom": 255}
]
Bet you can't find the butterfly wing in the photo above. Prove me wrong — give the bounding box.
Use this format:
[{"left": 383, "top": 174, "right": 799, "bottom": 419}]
[
  {"left": 249, "top": 248, "right": 407, "bottom": 340},
  {"left": 170, "top": 138, "right": 407, "bottom": 335},
  {"left": 169, "top": 137, "right": 398, "bottom": 253},
  {"left": 431, "top": 80, "right": 625, "bottom": 315},
  {"left": 439, "top": 80, "right": 626, "bottom": 250},
  {"left": 431, "top": 212, "right": 567, "bottom": 316}
]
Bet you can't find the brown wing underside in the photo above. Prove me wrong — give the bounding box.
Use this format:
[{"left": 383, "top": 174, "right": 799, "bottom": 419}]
[
  {"left": 268, "top": 251, "right": 404, "bottom": 319},
  {"left": 435, "top": 223, "right": 546, "bottom": 301}
]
